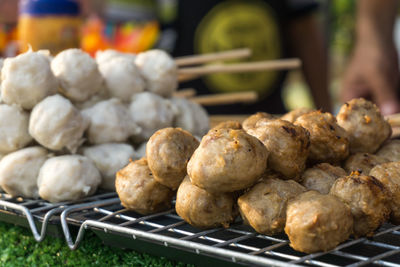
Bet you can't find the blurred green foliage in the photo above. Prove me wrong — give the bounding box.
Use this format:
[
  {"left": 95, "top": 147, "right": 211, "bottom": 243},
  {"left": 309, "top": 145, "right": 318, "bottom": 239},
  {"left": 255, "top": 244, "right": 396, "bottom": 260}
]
[
  {"left": 330, "top": 0, "right": 356, "bottom": 56},
  {"left": 0, "top": 222, "right": 192, "bottom": 267}
]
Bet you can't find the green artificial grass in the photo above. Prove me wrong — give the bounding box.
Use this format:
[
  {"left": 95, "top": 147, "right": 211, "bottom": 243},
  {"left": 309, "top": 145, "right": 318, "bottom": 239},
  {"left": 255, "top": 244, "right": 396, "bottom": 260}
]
[{"left": 0, "top": 221, "right": 193, "bottom": 267}]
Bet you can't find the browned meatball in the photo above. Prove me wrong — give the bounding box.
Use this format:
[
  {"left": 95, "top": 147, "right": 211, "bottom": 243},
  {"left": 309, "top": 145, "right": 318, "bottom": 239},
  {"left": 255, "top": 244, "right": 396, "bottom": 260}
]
[
  {"left": 115, "top": 158, "right": 174, "bottom": 215},
  {"left": 294, "top": 111, "right": 349, "bottom": 163},
  {"left": 242, "top": 112, "right": 275, "bottom": 132},
  {"left": 376, "top": 140, "right": 400, "bottom": 162},
  {"left": 285, "top": 191, "right": 353, "bottom": 253},
  {"left": 187, "top": 128, "right": 268, "bottom": 193},
  {"left": 211, "top": 120, "right": 242, "bottom": 131},
  {"left": 246, "top": 119, "right": 310, "bottom": 180},
  {"left": 330, "top": 173, "right": 390, "bottom": 237},
  {"left": 146, "top": 128, "right": 199, "bottom": 190},
  {"left": 281, "top": 107, "right": 314, "bottom": 123},
  {"left": 301, "top": 163, "right": 346, "bottom": 194},
  {"left": 336, "top": 98, "right": 392, "bottom": 153},
  {"left": 343, "top": 153, "right": 388, "bottom": 175},
  {"left": 370, "top": 162, "right": 400, "bottom": 224},
  {"left": 175, "top": 176, "right": 236, "bottom": 229},
  {"left": 238, "top": 176, "right": 306, "bottom": 235}
]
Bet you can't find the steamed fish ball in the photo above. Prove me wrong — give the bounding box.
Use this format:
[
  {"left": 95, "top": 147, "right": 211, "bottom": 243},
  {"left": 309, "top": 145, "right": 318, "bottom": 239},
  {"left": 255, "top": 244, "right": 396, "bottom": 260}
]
[
  {"left": 82, "top": 98, "right": 141, "bottom": 144},
  {"left": 29, "top": 94, "right": 88, "bottom": 153},
  {"left": 82, "top": 143, "right": 136, "bottom": 191},
  {"left": 135, "top": 49, "right": 177, "bottom": 97},
  {"left": 95, "top": 49, "right": 136, "bottom": 65},
  {"left": 38, "top": 155, "right": 101, "bottom": 203},
  {"left": 1, "top": 50, "right": 57, "bottom": 109},
  {"left": 0, "top": 147, "right": 47, "bottom": 199},
  {"left": 171, "top": 97, "right": 209, "bottom": 136},
  {"left": 51, "top": 49, "right": 103, "bottom": 102},
  {"left": 129, "top": 92, "right": 175, "bottom": 142},
  {"left": 0, "top": 104, "right": 32, "bottom": 153},
  {"left": 98, "top": 57, "right": 145, "bottom": 101}
]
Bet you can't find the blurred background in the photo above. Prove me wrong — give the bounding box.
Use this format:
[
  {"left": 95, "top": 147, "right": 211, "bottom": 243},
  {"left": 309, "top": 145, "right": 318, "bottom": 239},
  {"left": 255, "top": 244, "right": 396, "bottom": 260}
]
[{"left": 0, "top": 0, "right": 390, "bottom": 113}]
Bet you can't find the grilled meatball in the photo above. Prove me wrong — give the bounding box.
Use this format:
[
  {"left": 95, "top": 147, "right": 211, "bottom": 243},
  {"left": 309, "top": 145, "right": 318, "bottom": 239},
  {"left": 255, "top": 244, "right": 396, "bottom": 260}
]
[
  {"left": 238, "top": 175, "right": 306, "bottom": 235},
  {"left": 281, "top": 107, "right": 314, "bottom": 123},
  {"left": 82, "top": 98, "right": 141, "bottom": 144},
  {"left": 29, "top": 95, "right": 88, "bottom": 153},
  {"left": 242, "top": 112, "right": 275, "bottom": 132},
  {"left": 1, "top": 50, "right": 57, "bottom": 110},
  {"left": 0, "top": 104, "right": 32, "bottom": 154},
  {"left": 376, "top": 140, "right": 400, "bottom": 162},
  {"left": 82, "top": 143, "right": 137, "bottom": 191},
  {"left": 38, "top": 155, "right": 101, "bottom": 203},
  {"left": 370, "top": 162, "right": 400, "bottom": 224},
  {"left": 176, "top": 176, "right": 236, "bottom": 229},
  {"left": 343, "top": 153, "right": 388, "bottom": 175},
  {"left": 301, "top": 163, "right": 346, "bottom": 194},
  {"left": 146, "top": 128, "right": 199, "bottom": 190},
  {"left": 187, "top": 128, "right": 268, "bottom": 193},
  {"left": 0, "top": 147, "right": 47, "bottom": 198},
  {"left": 116, "top": 158, "right": 174, "bottom": 215},
  {"left": 246, "top": 119, "right": 310, "bottom": 180},
  {"left": 330, "top": 173, "right": 390, "bottom": 237},
  {"left": 211, "top": 121, "right": 242, "bottom": 131},
  {"left": 294, "top": 111, "right": 349, "bottom": 163},
  {"left": 135, "top": 49, "right": 177, "bottom": 97},
  {"left": 51, "top": 49, "right": 103, "bottom": 102},
  {"left": 336, "top": 98, "right": 391, "bottom": 153},
  {"left": 285, "top": 191, "right": 353, "bottom": 253}
]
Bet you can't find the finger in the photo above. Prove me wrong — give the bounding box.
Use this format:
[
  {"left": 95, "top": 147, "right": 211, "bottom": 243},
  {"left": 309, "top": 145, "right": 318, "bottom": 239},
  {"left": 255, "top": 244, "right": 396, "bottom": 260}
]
[{"left": 368, "top": 72, "right": 400, "bottom": 115}]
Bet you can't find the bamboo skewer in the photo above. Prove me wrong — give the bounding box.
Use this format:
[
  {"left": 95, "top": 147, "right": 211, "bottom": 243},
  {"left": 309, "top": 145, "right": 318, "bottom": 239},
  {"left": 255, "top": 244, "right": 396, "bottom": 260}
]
[
  {"left": 175, "top": 48, "right": 252, "bottom": 67},
  {"left": 178, "top": 58, "right": 301, "bottom": 76},
  {"left": 189, "top": 91, "right": 258, "bottom": 106},
  {"left": 172, "top": 88, "right": 197, "bottom": 98}
]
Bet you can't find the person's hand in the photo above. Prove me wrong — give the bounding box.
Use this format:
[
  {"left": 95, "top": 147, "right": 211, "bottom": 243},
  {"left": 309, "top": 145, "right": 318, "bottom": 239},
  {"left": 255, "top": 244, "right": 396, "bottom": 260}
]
[{"left": 340, "top": 41, "right": 400, "bottom": 115}]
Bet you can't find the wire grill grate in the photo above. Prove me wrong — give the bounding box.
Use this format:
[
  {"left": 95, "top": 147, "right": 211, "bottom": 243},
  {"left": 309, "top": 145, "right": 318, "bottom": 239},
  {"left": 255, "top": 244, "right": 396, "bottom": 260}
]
[{"left": 60, "top": 196, "right": 400, "bottom": 267}]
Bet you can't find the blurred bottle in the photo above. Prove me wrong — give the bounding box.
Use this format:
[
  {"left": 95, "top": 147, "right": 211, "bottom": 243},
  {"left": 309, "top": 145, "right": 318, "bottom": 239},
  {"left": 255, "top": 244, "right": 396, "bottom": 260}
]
[{"left": 18, "top": 0, "right": 81, "bottom": 55}]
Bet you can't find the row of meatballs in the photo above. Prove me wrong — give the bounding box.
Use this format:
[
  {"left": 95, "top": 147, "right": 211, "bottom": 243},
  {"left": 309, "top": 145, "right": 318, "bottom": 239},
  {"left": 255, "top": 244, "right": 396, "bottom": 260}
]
[{"left": 116, "top": 97, "right": 399, "bottom": 254}]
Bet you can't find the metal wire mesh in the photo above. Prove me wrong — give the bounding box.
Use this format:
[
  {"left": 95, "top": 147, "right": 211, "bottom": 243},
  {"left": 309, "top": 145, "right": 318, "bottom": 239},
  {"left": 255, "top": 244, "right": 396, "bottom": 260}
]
[{"left": 58, "top": 196, "right": 400, "bottom": 267}]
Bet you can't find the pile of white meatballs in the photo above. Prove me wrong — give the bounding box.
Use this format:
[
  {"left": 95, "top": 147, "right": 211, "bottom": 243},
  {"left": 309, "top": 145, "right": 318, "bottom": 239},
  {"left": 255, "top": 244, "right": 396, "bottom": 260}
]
[
  {"left": 116, "top": 98, "right": 400, "bottom": 254},
  {"left": 0, "top": 48, "right": 209, "bottom": 203}
]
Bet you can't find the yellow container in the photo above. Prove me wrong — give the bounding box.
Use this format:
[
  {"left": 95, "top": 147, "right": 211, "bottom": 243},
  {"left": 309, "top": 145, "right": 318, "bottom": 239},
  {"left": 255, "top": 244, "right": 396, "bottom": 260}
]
[{"left": 18, "top": 0, "right": 81, "bottom": 54}]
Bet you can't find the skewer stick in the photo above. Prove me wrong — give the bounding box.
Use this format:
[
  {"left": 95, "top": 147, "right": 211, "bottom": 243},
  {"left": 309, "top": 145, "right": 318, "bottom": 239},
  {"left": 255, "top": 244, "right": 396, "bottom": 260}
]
[
  {"left": 175, "top": 48, "right": 251, "bottom": 67},
  {"left": 178, "top": 73, "right": 202, "bottom": 83},
  {"left": 178, "top": 58, "right": 301, "bottom": 76},
  {"left": 386, "top": 113, "right": 400, "bottom": 128},
  {"left": 172, "top": 88, "right": 197, "bottom": 98},
  {"left": 190, "top": 91, "right": 258, "bottom": 106}
]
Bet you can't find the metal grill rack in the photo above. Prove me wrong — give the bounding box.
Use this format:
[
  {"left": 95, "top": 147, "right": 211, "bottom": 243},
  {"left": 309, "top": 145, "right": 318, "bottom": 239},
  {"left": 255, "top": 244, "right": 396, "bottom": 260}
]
[
  {"left": 0, "top": 191, "right": 117, "bottom": 241},
  {"left": 58, "top": 196, "right": 400, "bottom": 267}
]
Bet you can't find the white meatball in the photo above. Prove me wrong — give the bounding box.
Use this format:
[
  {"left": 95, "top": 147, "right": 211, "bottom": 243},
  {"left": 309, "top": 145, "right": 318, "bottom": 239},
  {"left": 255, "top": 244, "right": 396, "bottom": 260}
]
[
  {"left": 129, "top": 92, "right": 175, "bottom": 142},
  {"left": 0, "top": 58, "right": 4, "bottom": 80},
  {"left": 98, "top": 57, "right": 145, "bottom": 101},
  {"left": 1, "top": 51, "right": 57, "bottom": 109},
  {"left": 95, "top": 49, "right": 136, "bottom": 65},
  {"left": 37, "top": 155, "right": 101, "bottom": 203},
  {"left": 0, "top": 147, "right": 47, "bottom": 198},
  {"left": 135, "top": 49, "right": 177, "bottom": 97},
  {"left": 82, "top": 98, "right": 141, "bottom": 144},
  {"left": 51, "top": 49, "right": 103, "bottom": 102},
  {"left": 82, "top": 143, "right": 136, "bottom": 191},
  {"left": 0, "top": 104, "right": 32, "bottom": 153},
  {"left": 171, "top": 97, "right": 209, "bottom": 136},
  {"left": 135, "top": 142, "right": 147, "bottom": 158},
  {"left": 74, "top": 85, "right": 109, "bottom": 110},
  {"left": 29, "top": 95, "right": 88, "bottom": 153}
]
